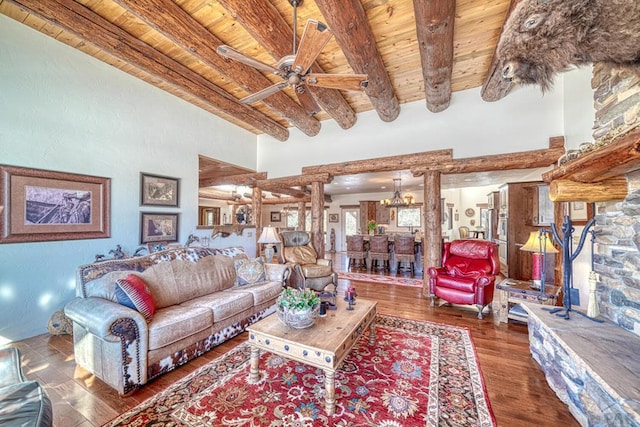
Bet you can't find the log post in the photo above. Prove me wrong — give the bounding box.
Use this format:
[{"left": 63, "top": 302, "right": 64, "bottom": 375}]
[
  {"left": 311, "top": 182, "right": 325, "bottom": 259},
  {"left": 297, "top": 201, "right": 306, "bottom": 231},
  {"left": 423, "top": 171, "right": 442, "bottom": 297},
  {"left": 549, "top": 178, "right": 628, "bottom": 202},
  {"left": 252, "top": 186, "right": 262, "bottom": 258}
]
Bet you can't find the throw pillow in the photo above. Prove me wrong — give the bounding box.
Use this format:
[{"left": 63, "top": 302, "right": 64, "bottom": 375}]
[
  {"left": 115, "top": 274, "right": 156, "bottom": 321},
  {"left": 234, "top": 257, "right": 266, "bottom": 286}
]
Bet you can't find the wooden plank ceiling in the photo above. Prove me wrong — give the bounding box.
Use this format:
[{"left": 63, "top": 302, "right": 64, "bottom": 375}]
[
  {"left": 2, "top": 0, "right": 526, "bottom": 202},
  {"left": 1, "top": 0, "right": 513, "bottom": 141}
]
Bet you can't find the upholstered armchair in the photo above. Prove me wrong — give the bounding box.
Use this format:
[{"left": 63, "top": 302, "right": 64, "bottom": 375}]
[
  {"left": 280, "top": 230, "right": 337, "bottom": 293},
  {"left": 427, "top": 239, "right": 500, "bottom": 319}
]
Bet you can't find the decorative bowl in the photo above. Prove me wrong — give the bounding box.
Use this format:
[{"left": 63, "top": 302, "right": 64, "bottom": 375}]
[{"left": 276, "top": 303, "right": 320, "bottom": 329}]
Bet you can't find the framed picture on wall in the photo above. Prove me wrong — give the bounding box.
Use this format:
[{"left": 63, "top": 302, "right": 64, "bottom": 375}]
[
  {"left": 569, "top": 201, "right": 594, "bottom": 225},
  {"left": 140, "top": 172, "right": 180, "bottom": 207},
  {"left": 328, "top": 213, "right": 339, "bottom": 223},
  {"left": 270, "top": 211, "right": 281, "bottom": 222},
  {"left": 0, "top": 164, "right": 110, "bottom": 243},
  {"left": 140, "top": 212, "right": 179, "bottom": 244}
]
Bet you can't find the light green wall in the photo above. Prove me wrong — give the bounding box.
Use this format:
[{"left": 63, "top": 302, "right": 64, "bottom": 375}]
[{"left": 0, "top": 15, "right": 256, "bottom": 342}]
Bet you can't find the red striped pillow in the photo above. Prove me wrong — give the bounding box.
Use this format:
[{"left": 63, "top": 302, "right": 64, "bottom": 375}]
[{"left": 115, "top": 274, "right": 156, "bottom": 321}]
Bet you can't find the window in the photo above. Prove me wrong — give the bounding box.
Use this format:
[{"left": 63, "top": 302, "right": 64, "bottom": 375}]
[
  {"left": 286, "top": 209, "right": 311, "bottom": 230},
  {"left": 397, "top": 207, "right": 421, "bottom": 227}
]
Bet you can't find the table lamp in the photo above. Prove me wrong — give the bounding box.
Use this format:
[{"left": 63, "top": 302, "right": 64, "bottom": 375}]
[
  {"left": 520, "top": 230, "right": 558, "bottom": 290},
  {"left": 258, "top": 225, "right": 280, "bottom": 262}
]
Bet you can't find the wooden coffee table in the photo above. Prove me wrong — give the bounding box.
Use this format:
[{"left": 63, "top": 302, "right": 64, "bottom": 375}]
[{"left": 246, "top": 298, "right": 377, "bottom": 415}]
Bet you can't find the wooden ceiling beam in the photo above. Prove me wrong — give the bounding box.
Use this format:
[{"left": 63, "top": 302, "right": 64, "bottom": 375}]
[
  {"left": 7, "top": 0, "right": 289, "bottom": 141},
  {"left": 411, "top": 136, "right": 565, "bottom": 175},
  {"left": 198, "top": 188, "right": 238, "bottom": 201},
  {"left": 480, "top": 0, "right": 519, "bottom": 102},
  {"left": 314, "top": 0, "right": 400, "bottom": 122},
  {"left": 112, "top": 0, "right": 320, "bottom": 138},
  {"left": 216, "top": 0, "right": 357, "bottom": 130},
  {"left": 302, "top": 149, "right": 453, "bottom": 176},
  {"left": 256, "top": 173, "right": 333, "bottom": 188},
  {"left": 199, "top": 172, "right": 268, "bottom": 188},
  {"left": 413, "top": 0, "right": 456, "bottom": 113}
]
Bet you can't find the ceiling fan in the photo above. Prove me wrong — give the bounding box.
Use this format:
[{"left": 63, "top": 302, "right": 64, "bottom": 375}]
[{"left": 216, "top": 0, "right": 368, "bottom": 115}]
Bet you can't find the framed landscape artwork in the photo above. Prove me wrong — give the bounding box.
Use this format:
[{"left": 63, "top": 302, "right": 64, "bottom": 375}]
[
  {"left": 140, "top": 173, "right": 180, "bottom": 207},
  {"left": 140, "top": 212, "right": 179, "bottom": 244},
  {"left": 569, "top": 201, "right": 594, "bottom": 226},
  {"left": 0, "top": 165, "right": 110, "bottom": 243},
  {"left": 270, "top": 211, "right": 281, "bottom": 222}
]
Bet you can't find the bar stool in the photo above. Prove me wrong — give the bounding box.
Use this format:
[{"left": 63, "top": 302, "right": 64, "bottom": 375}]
[
  {"left": 394, "top": 235, "right": 416, "bottom": 274},
  {"left": 346, "top": 235, "right": 367, "bottom": 269},
  {"left": 369, "top": 235, "right": 390, "bottom": 271}
]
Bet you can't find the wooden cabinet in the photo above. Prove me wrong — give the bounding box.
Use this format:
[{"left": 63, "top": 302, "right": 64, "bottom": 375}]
[
  {"left": 526, "top": 185, "right": 554, "bottom": 226},
  {"left": 376, "top": 205, "right": 390, "bottom": 225},
  {"left": 360, "top": 201, "right": 390, "bottom": 230}
]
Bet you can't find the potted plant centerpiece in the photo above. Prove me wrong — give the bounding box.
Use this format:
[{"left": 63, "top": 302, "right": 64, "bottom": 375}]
[
  {"left": 367, "top": 219, "right": 377, "bottom": 236},
  {"left": 276, "top": 288, "right": 321, "bottom": 329}
]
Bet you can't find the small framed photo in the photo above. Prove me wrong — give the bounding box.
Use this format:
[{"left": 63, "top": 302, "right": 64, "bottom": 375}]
[
  {"left": 569, "top": 201, "right": 593, "bottom": 226},
  {"left": 328, "top": 213, "right": 339, "bottom": 223},
  {"left": 140, "top": 212, "right": 179, "bottom": 244},
  {"left": 140, "top": 173, "right": 180, "bottom": 207},
  {"left": 0, "top": 164, "right": 110, "bottom": 243},
  {"left": 270, "top": 211, "right": 281, "bottom": 222}
]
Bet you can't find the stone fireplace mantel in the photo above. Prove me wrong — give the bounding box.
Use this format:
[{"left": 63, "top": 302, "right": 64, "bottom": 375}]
[{"left": 524, "top": 303, "right": 640, "bottom": 426}]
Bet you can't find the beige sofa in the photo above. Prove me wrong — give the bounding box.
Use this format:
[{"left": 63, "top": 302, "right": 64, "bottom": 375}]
[{"left": 64, "top": 246, "right": 289, "bottom": 394}]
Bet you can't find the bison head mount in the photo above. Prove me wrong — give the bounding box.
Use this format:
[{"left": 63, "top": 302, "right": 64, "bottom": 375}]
[{"left": 497, "top": 0, "right": 640, "bottom": 92}]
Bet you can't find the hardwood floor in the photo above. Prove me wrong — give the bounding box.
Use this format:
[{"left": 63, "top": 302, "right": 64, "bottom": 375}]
[{"left": 5, "top": 253, "right": 578, "bottom": 426}]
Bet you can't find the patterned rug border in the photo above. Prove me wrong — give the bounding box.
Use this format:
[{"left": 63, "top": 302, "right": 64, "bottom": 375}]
[
  {"left": 103, "top": 314, "right": 495, "bottom": 427},
  {"left": 337, "top": 272, "right": 424, "bottom": 287}
]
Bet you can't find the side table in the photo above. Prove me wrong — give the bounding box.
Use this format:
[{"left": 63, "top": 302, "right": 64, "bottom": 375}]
[{"left": 494, "top": 278, "right": 561, "bottom": 324}]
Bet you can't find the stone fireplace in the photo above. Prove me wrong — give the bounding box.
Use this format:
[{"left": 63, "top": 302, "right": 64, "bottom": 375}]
[{"left": 524, "top": 64, "right": 640, "bottom": 426}]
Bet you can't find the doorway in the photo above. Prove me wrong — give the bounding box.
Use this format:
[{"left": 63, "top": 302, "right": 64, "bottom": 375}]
[{"left": 342, "top": 208, "right": 360, "bottom": 252}]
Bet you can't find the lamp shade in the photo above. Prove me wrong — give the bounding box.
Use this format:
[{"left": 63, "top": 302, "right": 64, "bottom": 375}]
[
  {"left": 258, "top": 226, "right": 280, "bottom": 244},
  {"left": 520, "top": 231, "right": 558, "bottom": 254}
]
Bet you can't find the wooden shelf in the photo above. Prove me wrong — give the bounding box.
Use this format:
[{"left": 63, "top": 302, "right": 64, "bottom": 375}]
[{"left": 542, "top": 129, "right": 640, "bottom": 184}]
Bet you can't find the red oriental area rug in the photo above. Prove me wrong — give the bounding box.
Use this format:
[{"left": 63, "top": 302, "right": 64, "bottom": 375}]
[
  {"left": 104, "top": 315, "right": 495, "bottom": 427},
  {"left": 337, "top": 272, "right": 424, "bottom": 288}
]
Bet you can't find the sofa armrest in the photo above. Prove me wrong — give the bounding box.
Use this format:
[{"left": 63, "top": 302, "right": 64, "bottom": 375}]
[
  {"left": 316, "top": 259, "right": 332, "bottom": 267},
  {"left": 65, "top": 297, "right": 148, "bottom": 340},
  {"left": 264, "top": 263, "right": 291, "bottom": 284}
]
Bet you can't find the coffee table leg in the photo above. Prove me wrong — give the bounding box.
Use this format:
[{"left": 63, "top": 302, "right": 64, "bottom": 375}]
[
  {"left": 369, "top": 322, "right": 376, "bottom": 345},
  {"left": 324, "top": 369, "right": 335, "bottom": 415},
  {"left": 248, "top": 345, "right": 260, "bottom": 383}
]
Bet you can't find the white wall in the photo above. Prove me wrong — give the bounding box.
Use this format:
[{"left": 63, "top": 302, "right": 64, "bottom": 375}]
[{"left": 0, "top": 16, "right": 256, "bottom": 343}]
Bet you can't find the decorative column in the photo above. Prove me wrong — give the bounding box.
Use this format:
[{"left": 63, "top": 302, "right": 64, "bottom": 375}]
[
  {"left": 311, "top": 181, "right": 325, "bottom": 258},
  {"left": 252, "top": 186, "right": 262, "bottom": 258},
  {"left": 423, "top": 171, "right": 442, "bottom": 297}
]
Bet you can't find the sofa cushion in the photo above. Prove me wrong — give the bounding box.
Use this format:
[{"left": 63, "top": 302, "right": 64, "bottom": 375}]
[
  {"left": 140, "top": 255, "right": 236, "bottom": 308},
  {"left": 300, "top": 263, "right": 333, "bottom": 278},
  {"left": 437, "top": 275, "right": 476, "bottom": 293},
  {"left": 234, "top": 257, "right": 266, "bottom": 285},
  {"left": 114, "top": 274, "right": 156, "bottom": 321},
  {"left": 445, "top": 256, "right": 491, "bottom": 276},
  {"left": 229, "top": 281, "right": 283, "bottom": 306},
  {"left": 147, "top": 305, "right": 212, "bottom": 351},
  {"left": 180, "top": 290, "right": 254, "bottom": 323},
  {"left": 0, "top": 381, "right": 53, "bottom": 427},
  {"left": 82, "top": 270, "right": 132, "bottom": 301}
]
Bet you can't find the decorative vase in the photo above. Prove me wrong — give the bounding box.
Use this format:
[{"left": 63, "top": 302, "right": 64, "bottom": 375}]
[
  {"left": 369, "top": 229, "right": 375, "bottom": 236},
  {"left": 276, "top": 304, "right": 320, "bottom": 329}
]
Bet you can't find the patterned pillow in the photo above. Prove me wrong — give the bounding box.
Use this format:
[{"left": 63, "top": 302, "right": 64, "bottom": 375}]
[
  {"left": 234, "top": 257, "right": 266, "bottom": 286},
  {"left": 115, "top": 274, "right": 156, "bottom": 321}
]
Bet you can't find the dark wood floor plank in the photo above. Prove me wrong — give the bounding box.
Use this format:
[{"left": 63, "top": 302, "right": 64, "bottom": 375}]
[{"left": 2, "top": 252, "right": 578, "bottom": 426}]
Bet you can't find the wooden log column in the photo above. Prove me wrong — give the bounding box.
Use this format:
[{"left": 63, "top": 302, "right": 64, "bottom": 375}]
[
  {"left": 423, "top": 171, "right": 442, "bottom": 296},
  {"left": 252, "top": 186, "right": 262, "bottom": 258},
  {"left": 311, "top": 182, "right": 325, "bottom": 259},
  {"left": 297, "top": 201, "right": 306, "bottom": 231}
]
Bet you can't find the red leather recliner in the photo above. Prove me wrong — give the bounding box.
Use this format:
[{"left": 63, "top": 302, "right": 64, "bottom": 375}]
[{"left": 427, "top": 239, "right": 500, "bottom": 319}]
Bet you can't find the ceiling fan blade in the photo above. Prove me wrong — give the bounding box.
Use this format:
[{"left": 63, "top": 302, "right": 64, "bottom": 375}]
[
  {"left": 305, "top": 73, "right": 369, "bottom": 91},
  {"left": 217, "top": 45, "right": 283, "bottom": 76},
  {"left": 295, "top": 85, "right": 321, "bottom": 115},
  {"left": 292, "top": 20, "right": 333, "bottom": 76},
  {"left": 240, "top": 81, "right": 288, "bottom": 104}
]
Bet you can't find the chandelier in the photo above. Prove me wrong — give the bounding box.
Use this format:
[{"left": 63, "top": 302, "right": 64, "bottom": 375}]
[{"left": 380, "top": 178, "right": 414, "bottom": 207}]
